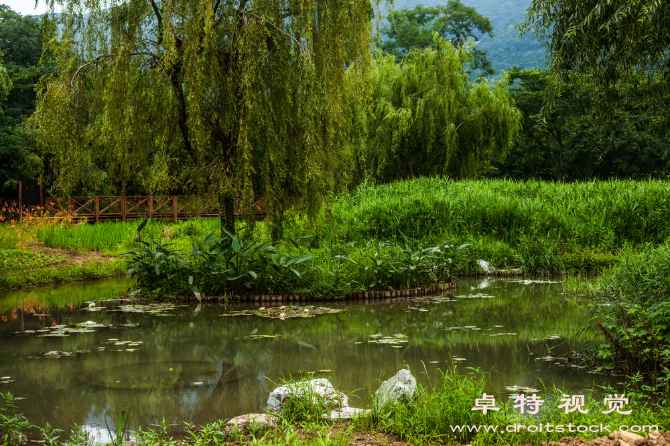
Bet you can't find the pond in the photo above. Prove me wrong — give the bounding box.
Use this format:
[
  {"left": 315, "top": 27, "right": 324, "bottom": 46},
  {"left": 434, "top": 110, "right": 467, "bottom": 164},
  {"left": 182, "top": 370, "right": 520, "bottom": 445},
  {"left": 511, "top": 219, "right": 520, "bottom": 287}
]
[{"left": 0, "top": 278, "right": 606, "bottom": 439}]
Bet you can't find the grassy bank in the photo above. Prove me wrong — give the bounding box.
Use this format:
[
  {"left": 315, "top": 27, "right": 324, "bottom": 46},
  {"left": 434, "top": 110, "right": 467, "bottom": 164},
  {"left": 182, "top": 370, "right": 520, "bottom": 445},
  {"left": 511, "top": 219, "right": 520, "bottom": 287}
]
[
  {"left": 0, "top": 247, "right": 124, "bottom": 289},
  {"left": 574, "top": 242, "right": 670, "bottom": 398},
  {"left": 2, "top": 367, "right": 668, "bottom": 446},
  {"left": 327, "top": 178, "right": 670, "bottom": 273},
  {"left": 2, "top": 178, "right": 669, "bottom": 291}
]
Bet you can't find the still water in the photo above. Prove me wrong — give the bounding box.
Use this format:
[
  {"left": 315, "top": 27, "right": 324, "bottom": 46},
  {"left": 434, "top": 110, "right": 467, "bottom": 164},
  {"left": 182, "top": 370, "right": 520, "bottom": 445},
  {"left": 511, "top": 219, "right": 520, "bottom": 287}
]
[{"left": 0, "top": 278, "right": 605, "bottom": 437}]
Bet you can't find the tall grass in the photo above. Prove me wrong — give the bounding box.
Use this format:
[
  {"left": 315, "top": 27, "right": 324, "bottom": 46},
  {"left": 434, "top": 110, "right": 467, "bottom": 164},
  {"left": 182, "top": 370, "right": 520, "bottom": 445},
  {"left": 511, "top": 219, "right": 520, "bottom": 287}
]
[
  {"left": 323, "top": 178, "right": 670, "bottom": 273},
  {"left": 333, "top": 178, "right": 670, "bottom": 247},
  {"left": 357, "top": 366, "right": 669, "bottom": 445},
  {"left": 36, "top": 218, "right": 218, "bottom": 253},
  {"left": 38, "top": 222, "right": 135, "bottom": 251}
]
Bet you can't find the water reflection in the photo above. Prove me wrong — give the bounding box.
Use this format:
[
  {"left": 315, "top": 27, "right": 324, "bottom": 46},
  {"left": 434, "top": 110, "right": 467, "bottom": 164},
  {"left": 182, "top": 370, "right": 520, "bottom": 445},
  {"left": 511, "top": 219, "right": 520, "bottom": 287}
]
[{"left": 0, "top": 277, "right": 606, "bottom": 434}]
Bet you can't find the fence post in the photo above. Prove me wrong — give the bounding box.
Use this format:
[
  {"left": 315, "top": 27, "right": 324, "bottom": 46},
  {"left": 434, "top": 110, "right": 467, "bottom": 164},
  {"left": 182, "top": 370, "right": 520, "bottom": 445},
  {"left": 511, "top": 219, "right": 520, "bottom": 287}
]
[
  {"left": 172, "top": 196, "right": 178, "bottom": 223},
  {"left": 148, "top": 196, "right": 153, "bottom": 220},
  {"left": 18, "top": 181, "right": 22, "bottom": 222},
  {"left": 121, "top": 197, "right": 127, "bottom": 222},
  {"left": 197, "top": 196, "right": 201, "bottom": 218},
  {"left": 95, "top": 197, "right": 100, "bottom": 224}
]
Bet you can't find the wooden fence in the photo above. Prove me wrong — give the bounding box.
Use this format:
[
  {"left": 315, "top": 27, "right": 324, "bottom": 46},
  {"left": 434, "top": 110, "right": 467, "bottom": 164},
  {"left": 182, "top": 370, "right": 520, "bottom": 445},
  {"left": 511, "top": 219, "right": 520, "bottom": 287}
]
[{"left": 0, "top": 195, "right": 271, "bottom": 223}]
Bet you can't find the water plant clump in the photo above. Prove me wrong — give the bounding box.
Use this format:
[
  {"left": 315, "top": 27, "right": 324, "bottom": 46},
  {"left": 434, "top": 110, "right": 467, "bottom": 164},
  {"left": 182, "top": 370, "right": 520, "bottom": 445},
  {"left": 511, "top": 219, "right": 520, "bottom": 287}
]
[
  {"left": 582, "top": 242, "right": 670, "bottom": 400},
  {"left": 124, "top": 222, "right": 467, "bottom": 299}
]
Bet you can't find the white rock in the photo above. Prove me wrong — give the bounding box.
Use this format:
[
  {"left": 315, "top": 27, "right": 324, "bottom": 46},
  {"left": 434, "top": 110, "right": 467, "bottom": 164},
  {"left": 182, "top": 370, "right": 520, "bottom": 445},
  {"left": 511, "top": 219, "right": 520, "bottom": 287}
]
[
  {"left": 267, "top": 379, "right": 348, "bottom": 410},
  {"left": 477, "top": 259, "right": 494, "bottom": 273},
  {"left": 226, "top": 413, "right": 276, "bottom": 427},
  {"left": 330, "top": 407, "right": 371, "bottom": 420},
  {"left": 374, "top": 369, "right": 417, "bottom": 406},
  {"left": 617, "top": 431, "right": 645, "bottom": 443}
]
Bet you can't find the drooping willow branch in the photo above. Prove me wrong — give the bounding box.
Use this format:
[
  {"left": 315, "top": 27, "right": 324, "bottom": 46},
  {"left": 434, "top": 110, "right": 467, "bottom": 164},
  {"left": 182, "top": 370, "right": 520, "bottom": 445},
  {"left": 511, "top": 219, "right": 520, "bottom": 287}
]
[
  {"left": 70, "top": 52, "right": 155, "bottom": 87},
  {"left": 239, "top": 11, "right": 309, "bottom": 54}
]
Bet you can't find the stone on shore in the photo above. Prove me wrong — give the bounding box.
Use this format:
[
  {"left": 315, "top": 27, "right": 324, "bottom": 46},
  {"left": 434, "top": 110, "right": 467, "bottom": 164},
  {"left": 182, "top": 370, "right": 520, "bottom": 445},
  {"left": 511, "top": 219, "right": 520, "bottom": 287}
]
[
  {"left": 226, "top": 413, "right": 276, "bottom": 427},
  {"left": 374, "top": 369, "right": 416, "bottom": 406},
  {"left": 267, "top": 378, "right": 348, "bottom": 410}
]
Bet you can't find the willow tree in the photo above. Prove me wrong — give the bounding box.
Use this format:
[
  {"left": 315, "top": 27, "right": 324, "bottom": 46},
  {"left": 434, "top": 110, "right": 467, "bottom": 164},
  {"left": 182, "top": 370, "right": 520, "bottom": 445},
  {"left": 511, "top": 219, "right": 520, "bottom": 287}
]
[
  {"left": 362, "top": 38, "right": 521, "bottom": 180},
  {"left": 31, "top": 0, "right": 374, "bottom": 233},
  {"left": 519, "top": 0, "right": 670, "bottom": 126}
]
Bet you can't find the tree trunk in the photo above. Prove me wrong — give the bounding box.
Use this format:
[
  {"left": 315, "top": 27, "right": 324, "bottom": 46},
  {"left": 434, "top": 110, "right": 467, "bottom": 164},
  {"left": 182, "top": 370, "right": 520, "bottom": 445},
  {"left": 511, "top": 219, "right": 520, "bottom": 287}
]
[
  {"left": 624, "top": 153, "right": 638, "bottom": 178},
  {"left": 219, "top": 191, "right": 236, "bottom": 235}
]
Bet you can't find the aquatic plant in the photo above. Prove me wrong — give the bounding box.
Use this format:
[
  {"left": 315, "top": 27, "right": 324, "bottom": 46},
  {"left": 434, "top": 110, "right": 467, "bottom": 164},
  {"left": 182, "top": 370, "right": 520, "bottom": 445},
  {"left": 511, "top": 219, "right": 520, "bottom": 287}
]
[
  {"left": 104, "top": 400, "right": 132, "bottom": 446},
  {"left": 585, "top": 243, "right": 670, "bottom": 398},
  {"left": 0, "top": 392, "right": 30, "bottom": 445},
  {"left": 125, "top": 223, "right": 317, "bottom": 297}
]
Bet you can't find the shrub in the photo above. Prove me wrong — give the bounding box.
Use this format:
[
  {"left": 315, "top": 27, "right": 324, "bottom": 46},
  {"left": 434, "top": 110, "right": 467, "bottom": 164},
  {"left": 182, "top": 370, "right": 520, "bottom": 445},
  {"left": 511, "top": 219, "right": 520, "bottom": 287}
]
[{"left": 587, "top": 243, "right": 670, "bottom": 394}]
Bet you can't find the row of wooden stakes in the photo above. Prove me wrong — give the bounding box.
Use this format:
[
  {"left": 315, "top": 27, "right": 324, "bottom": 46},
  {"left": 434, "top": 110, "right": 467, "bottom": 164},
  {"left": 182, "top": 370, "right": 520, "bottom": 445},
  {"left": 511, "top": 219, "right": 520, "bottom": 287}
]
[{"left": 187, "top": 282, "right": 458, "bottom": 303}]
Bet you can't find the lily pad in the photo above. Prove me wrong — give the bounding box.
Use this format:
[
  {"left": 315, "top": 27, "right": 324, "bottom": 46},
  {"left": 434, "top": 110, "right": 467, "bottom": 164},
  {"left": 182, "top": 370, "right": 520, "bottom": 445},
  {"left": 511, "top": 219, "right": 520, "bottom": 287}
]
[
  {"left": 221, "top": 306, "right": 345, "bottom": 320},
  {"left": 509, "top": 279, "right": 561, "bottom": 285},
  {"left": 505, "top": 385, "right": 540, "bottom": 393},
  {"left": 455, "top": 294, "right": 494, "bottom": 299},
  {"left": 368, "top": 333, "right": 409, "bottom": 346},
  {"left": 236, "top": 334, "right": 282, "bottom": 341}
]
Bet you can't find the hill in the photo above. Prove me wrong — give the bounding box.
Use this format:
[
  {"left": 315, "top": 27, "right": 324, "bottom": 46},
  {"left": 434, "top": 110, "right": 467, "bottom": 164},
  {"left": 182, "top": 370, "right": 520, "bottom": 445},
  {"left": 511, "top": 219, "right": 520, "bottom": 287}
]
[{"left": 386, "top": 0, "right": 546, "bottom": 73}]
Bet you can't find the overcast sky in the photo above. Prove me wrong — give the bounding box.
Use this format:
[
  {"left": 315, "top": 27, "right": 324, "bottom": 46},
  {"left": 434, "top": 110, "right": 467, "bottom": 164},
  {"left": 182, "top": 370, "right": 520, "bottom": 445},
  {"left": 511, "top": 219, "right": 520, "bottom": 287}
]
[{"left": 2, "top": 1, "right": 60, "bottom": 16}]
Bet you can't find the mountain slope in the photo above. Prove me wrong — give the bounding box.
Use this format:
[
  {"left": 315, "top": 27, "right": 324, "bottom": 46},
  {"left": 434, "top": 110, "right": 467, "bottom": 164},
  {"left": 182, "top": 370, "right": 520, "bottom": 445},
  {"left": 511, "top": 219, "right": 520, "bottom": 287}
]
[{"left": 384, "top": 0, "right": 546, "bottom": 73}]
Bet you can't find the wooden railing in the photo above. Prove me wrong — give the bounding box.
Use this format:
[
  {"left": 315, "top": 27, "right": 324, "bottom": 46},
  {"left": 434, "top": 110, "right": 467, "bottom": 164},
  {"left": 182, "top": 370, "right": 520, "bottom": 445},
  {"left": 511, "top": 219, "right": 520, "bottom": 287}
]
[{"left": 0, "top": 195, "right": 272, "bottom": 223}]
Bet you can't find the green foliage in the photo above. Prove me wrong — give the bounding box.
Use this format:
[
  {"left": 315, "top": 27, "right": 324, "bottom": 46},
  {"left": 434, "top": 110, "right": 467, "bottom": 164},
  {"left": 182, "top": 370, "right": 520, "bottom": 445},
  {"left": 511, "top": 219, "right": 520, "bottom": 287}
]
[
  {"left": 0, "top": 5, "right": 47, "bottom": 196},
  {"left": 38, "top": 423, "right": 63, "bottom": 446},
  {"left": 184, "top": 419, "right": 243, "bottom": 446},
  {"left": 380, "top": 2, "right": 495, "bottom": 75},
  {"left": 520, "top": 0, "right": 670, "bottom": 127},
  {"left": 360, "top": 366, "right": 670, "bottom": 444},
  {"left": 32, "top": 0, "right": 377, "bottom": 234},
  {"left": 0, "top": 247, "right": 124, "bottom": 289},
  {"left": 333, "top": 178, "right": 670, "bottom": 252},
  {"left": 0, "top": 59, "right": 10, "bottom": 111},
  {"left": 492, "top": 68, "right": 669, "bottom": 181},
  {"left": 272, "top": 379, "right": 340, "bottom": 425},
  {"left": 362, "top": 367, "right": 492, "bottom": 444},
  {"left": 38, "top": 221, "right": 134, "bottom": 251},
  {"left": 0, "top": 392, "right": 30, "bottom": 446},
  {"left": 104, "top": 401, "right": 132, "bottom": 446},
  {"left": 394, "top": 0, "right": 546, "bottom": 74},
  {"left": 362, "top": 42, "right": 521, "bottom": 181},
  {"left": 0, "top": 248, "right": 67, "bottom": 271},
  {"left": 125, "top": 216, "right": 469, "bottom": 296},
  {"left": 124, "top": 224, "right": 317, "bottom": 297},
  {"left": 587, "top": 243, "right": 670, "bottom": 393},
  {"left": 361, "top": 237, "right": 468, "bottom": 290}
]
